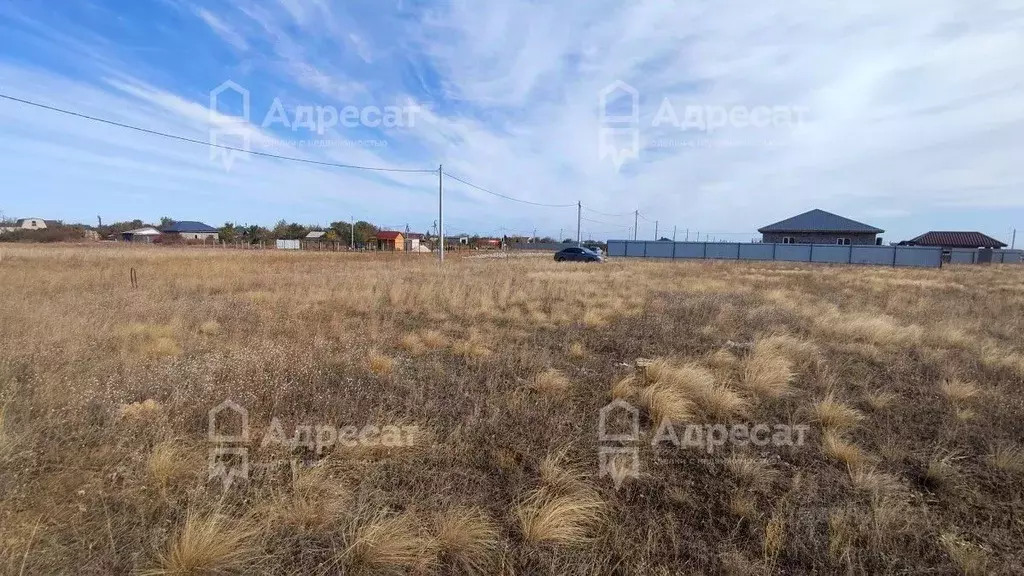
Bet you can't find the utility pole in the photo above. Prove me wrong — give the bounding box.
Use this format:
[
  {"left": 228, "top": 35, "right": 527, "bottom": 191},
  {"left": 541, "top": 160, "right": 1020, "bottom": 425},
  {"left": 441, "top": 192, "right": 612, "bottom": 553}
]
[
  {"left": 350, "top": 215, "right": 354, "bottom": 249},
  {"left": 438, "top": 165, "right": 444, "bottom": 263},
  {"left": 673, "top": 225, "right": 677, "bottom": 241},
  {"left": 654, "top": 221, "right": 658, "bottom": 240},
  {"left": 1012, "top": 228, "right": 1017, "bottom": 249},
  {"left": 559, "top": 228, "right": 563, "bottom": 242},
  {"left": 576, "top": 201, "right": 582, "bottom": 246},
  {"left": 685, "top": 228, "right": 689, "bottom": 241},
  {"left": 634, "top": 210, "right": 639, "bottom": 241}
]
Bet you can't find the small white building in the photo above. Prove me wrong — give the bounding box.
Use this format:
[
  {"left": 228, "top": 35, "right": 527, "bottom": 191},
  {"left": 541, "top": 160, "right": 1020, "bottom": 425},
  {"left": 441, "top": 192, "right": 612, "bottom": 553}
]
[
  {"left": 121, "top": 227, "right": 162, "bottom": 243},
  {"left": 1, "top": 218, "right": 57, "bottom": 233}
]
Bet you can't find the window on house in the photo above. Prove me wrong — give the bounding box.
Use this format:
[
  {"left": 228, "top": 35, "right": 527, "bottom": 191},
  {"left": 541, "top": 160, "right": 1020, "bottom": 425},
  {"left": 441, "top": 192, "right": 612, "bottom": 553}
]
[
  {"left": 836, "top": 238, "right": 851, "bottom": 245},
  {"left": 30, "top": 221, "right": 37, "bottom": 227},
  {"left": 782, "top": 236, "right": 794, "bottom": 244}
]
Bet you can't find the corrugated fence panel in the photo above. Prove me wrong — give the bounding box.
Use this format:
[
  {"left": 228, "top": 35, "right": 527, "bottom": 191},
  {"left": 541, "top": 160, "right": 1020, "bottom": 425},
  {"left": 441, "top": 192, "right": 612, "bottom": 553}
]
[
  {"left": 674, "top": 242, "right": 705, "bottom": 258},
  {"left": 738, "top": 243, "right": 775, "bottom": 260},
  {"left": 949, "top": 250, "right": 976, "bottom": 264},
  {"left": 705, "top": 243, "right": 740, "bottom": 259},
  {"left": 895, "top": 246, "right": 942, "bottom": 267},
  {"left": 625, "top": 241, "right": 647, "bottom": 257},
  {"left": 645, "top": 241, "right": 675, "bottom": 258},
  {"left": 605, "top": 239, "right": 943, "bottom": 267},
  {"left": 810, "top": 245, "right": 851, "bottom": 264},
  {"left": 775, "top": 244, "right": 812, "bottom": 262},
  {"left": 851, "top": 245, "right": 896, "bottom": 265}
]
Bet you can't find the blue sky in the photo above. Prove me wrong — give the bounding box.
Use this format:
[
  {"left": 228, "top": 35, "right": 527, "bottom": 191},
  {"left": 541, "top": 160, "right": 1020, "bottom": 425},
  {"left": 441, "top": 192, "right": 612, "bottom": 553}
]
[{"left": 1, "top": 0, "right": 1022, "bottom": 243}]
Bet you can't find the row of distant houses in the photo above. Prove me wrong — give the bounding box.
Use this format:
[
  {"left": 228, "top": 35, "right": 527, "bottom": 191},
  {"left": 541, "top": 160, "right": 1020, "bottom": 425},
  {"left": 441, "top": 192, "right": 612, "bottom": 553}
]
[{"left": 758, "top": 209, "right": 1010, "bottom": 260}]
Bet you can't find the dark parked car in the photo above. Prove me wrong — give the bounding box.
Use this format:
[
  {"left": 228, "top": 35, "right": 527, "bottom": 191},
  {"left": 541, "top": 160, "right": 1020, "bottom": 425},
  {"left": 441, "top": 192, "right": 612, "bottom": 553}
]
[{"left": 554, "top": 247, "right": 604, "bottom": 262}]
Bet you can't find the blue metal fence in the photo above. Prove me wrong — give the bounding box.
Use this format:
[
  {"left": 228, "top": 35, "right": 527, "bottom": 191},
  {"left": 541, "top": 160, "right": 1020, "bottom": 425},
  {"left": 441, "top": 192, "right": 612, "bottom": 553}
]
[{"left": 605, "top": 241, "right": 944, "bottom": 268}]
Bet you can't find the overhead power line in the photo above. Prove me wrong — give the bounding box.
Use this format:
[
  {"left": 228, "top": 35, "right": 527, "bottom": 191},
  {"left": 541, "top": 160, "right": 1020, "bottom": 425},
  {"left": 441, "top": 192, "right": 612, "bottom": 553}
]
[
  {"left": 441, "top": 171, "right": 576, "bottom": 208},
  {"left": 0, "top": 93, "right": 437, "bottom": 174},
  {"left": 582, "top": 206, "right": 634, "bottom": 218},
  {"left": 581, "top": 216, "right": 630, "bottom": 228}
]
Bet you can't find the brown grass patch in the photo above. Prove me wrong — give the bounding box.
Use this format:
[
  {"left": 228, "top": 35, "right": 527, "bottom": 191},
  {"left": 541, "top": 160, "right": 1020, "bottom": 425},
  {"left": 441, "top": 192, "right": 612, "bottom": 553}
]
[
  {"left": 813, "top": 393, "right": 863, "bottom": 431},
  {"left": 142, "top": 510, "right": 262, "bottom": 575},
  {"left": 435, "top": 507, "right": 499, "bottom": 574},
  {"left": 514, "top": 487, "right": 605, "bottom": 545},
  {"left": 530, "top": 368, "right": 571, "bottom": 395}
]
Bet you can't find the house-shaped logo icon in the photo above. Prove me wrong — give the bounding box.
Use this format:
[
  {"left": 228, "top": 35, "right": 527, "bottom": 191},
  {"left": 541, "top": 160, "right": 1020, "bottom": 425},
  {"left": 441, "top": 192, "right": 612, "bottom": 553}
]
[
  {"left": 598, "top": 80, "right": 639, "bottom": 124},
  {"left": 208, "top": 399, "right": 249, "bottom": 443},
  {"left": 209, "top": 80, "right": 250, "bottom": 124},
  {"left": 598, "top": 399, "right": 639, "bottom": 443}
]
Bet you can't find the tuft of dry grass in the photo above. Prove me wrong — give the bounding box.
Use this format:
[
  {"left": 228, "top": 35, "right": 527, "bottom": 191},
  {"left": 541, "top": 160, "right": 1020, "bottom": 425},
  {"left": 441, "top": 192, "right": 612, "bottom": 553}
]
[
  {"left": 987, "top": 443, "right": 1024, "bottom": 474},
  {"left": 147, "top": 440, "right": 196, "bottom": 490},
  {"left": 848, "top": 467, "right": 903, "bottom": 498},
  {"left": 567, "top": 342, "right": 585, "bottom": 359},
  {"left": 420, "top": 329, "right": 447, "bottom": 349},
  {"left": 637, "top": 381, "right": 694, "bottom": 425},
  {"left": 924, "top": 452, "right": 959, "bottom": 491},
  {"left": 741, "top": 342, "right": 795, "bottom": 398},
  {"left": 451, "top": 338, "right": 492, "bottom": 359},
  {"left": 813, "top": 393, "right": 863, "bottom": 431},
  {"left": 435, "top": 507, "right": 499, "bottom": 574},
  {"left": 725, "top": 455, "right": 777, "bottom": 488},
  {"left": 939, "top": 378, "right": 980, "bottom": 404},
  {"left": 514, "top": 487, "right": 605, "bottom": 545},
  {"left": 822, "top": 431, "right": 868, "bottom": 468},
  {"left": 728, "top": 493, "right": 758, "bottom": 520},
  {"left": 142, "top": 510, "right": 262, "bottom": 575},
  {"left": 610, "top": 375, "right": 637, "bottom": 400},
  {"left": 763, "top": 510, "right": 786, "bottom": 565},
  {"left": 939, "top": 532, "right": 989, "bottom": 575},
  {"left": 863, "top": 390, "right": 898, "bottom": 411},
  {"left": 198, "top": 320, "right": 221, "bottom": 335},
  {"left": 121, "top": 399, "right": 162, "bottom": 420},
  {"left": 368, "top": 351, "right": 395, "bottom": 375},
  {"left": 399, "top": 333, "right": 426, "bottom": 355},
  {"left": 530, "top": 368, "right": 571, "bottom": 395},
  {"left": 651, "top": 361, "right": 749, "bottom": 420},
  {"left": 344, "top": 510, "right": 435, "bottom": 574}
]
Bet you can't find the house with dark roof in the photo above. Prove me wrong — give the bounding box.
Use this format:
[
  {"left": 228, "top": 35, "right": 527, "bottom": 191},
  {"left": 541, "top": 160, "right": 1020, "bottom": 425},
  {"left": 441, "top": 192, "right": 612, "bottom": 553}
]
[
  {"left": 900, "top": 231, "right": 1007, "bottom": 250},
  {"left": 758, "top": 209, "right": 884, "bottom": 246},
  {"left": 159, "top": 221, "right": 219, "bottom": 241}
]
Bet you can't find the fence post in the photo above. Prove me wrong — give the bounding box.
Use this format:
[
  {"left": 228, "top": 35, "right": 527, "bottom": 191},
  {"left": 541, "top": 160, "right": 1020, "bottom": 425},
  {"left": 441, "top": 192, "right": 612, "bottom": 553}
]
[
  {"left": 809, "top": 244, "right": 814, "bottom": 263},
  {"left": 772, "top": 243, "right": 777, "bottom": 261},
  {"left": 848, "top": 245, "right": 853, "bottom": 264},
  {"left": 703, "top": 242, "right": 708, "bottom": 260}
]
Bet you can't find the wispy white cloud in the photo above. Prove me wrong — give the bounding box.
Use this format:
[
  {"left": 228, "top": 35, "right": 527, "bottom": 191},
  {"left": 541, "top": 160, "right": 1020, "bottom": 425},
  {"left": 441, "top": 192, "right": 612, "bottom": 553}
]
[
  {"left": 1, "top": 0, "right": 1022, "bottom": 240},
  {"left": 192, "top": 7, "right": 249, "bottom": 51}
]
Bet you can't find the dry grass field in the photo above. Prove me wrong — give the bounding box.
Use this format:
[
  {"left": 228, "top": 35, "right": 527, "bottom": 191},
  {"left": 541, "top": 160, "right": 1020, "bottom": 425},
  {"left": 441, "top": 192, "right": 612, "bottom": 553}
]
[{"left": 2, "top": 244, "right": 1024, "bottom": 574}]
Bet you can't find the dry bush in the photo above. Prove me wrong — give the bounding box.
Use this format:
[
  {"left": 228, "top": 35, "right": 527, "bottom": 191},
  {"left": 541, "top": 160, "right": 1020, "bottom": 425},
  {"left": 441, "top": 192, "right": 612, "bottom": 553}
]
[
  {"left": 142, "top": 510, "right": 262, "bottom": 575},
  {"left": 530, "top": 368, "right": 571, "bottom": 395},
  {"left": 813, "top": 393, "right": 863, "bottom": 431},
  {"left": 435, "top": 507, "right": 499, "bottom": 574},
  {"left": 514, "top": 487, "right": 605, "bottom": 545},
  {"left": 344, "top": 510, "right": 435, "bottom": 574}
]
